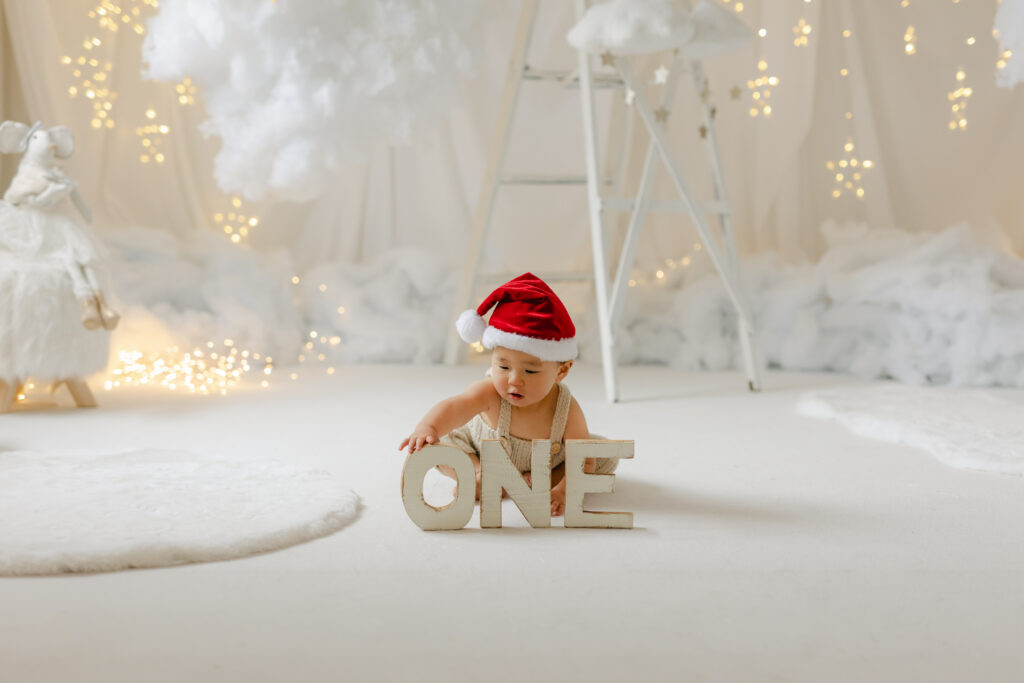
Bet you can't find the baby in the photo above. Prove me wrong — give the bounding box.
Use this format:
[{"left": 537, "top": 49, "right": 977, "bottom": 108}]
[{"left": 399, "top": 273, "right": 616, "bottom": 516}]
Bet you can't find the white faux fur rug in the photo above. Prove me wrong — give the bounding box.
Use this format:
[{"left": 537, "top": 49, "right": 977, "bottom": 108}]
[
  {"left": 0, "top": 449, "right": 360, "bottom": 575},
  {"left": 797, "top": 384, "right": 1024, "bottom": 477}
]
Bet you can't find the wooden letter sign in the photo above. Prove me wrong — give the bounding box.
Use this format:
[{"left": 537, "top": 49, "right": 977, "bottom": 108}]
[{"left": 402, "top": 439, "right": 633, "bottom": 530}]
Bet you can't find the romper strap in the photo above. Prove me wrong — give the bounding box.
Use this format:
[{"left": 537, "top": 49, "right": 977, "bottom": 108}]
[
  {"left": 549, "top": 383, "right": 572, "bottom": 450},
  {"left": 497, "top": 397, "right": 512, "bottom": 451}
]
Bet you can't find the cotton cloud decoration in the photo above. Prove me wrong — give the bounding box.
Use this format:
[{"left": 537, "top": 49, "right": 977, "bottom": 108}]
[
  {"left": 567, "top": 0, "right": 750, "bottom": 59},
  {"left": 143, "top": 0, "right": 481, "bottom": 201},
  {"left": 995, "top": 0, "right": 1024, "bottom": 88},
  {"left": 567, "top": 0, "right": 695, "bottom": 55}
]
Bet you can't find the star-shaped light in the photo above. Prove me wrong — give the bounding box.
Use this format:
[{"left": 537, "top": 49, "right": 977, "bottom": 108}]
[
  {"left": 825, "top": 138, "right": 873, "bottom": 199},
  {"left": 213, "top": 196, "right": 260, "bottom": 244},
  {"left": 135, "top": 108, "right": 169, "bottom": 164},
  {"left": 88, "top": 0, "right": 159, "bottom": 36},
  {"left": 792, "top": 18, "right": 812, "bottom": 47},
  {"left": 747, "top": 58, "right": 778, "bottom": 117},
  {"left": 61, "top": 52, "right": 116, "bottom": 129},
  {"left": 948, "top": 67, "right": 971, "bottom": 131},
  {"left": 904, "top": 25, "right": 916, "bottom": 55},
  {"left": 175, "top": 77, "right": 197, "bottom": 106}
]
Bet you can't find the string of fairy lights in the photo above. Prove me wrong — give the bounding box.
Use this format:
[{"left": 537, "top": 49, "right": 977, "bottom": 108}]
[
  {"left": 55, "top": 0, "right": 1013, "bottom": 213},
  {"left": 62, "top": 0, "right": 263, "bottom": 246},
  {"left": 104, "top": 342, "right": 273, "bottom": 394},
  {"left": 88, "top": 0, "right": 157, "bottom": 35},
  {"left": 615, "top": 0, "right": 1006, "bottom": 287},
  {"left": 214, "top": 197, "right": 260, "bottom": 244},
  {"left": 826, "top": 22, "right": 874, "bottom": 200},
  {"left": 574, "top": 0, "right": 1006, "bottom": 291},
  {"left": 42, "top": 0, "right": 274, "bottom": 401}
]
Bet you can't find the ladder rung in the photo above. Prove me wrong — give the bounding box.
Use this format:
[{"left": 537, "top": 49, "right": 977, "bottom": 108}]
[
  {"left": 478, "top": 271, "right": 593, "bottom": 285},
  {"left": 601, "top": 198, "right": 732, "bottom": 215},
  {"left": 500, "top": 174, "right": 614, "bottom": 186},
  {"left": 522, "top": 67, "right": 624, "bottom": 89}
]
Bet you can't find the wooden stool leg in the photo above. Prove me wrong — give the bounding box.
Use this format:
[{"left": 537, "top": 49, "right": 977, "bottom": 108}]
[
  {"left": 64, "top": 378, "right": 98, "bottom": 408},
  {"left": 0, "top": 380, "right": 14, "bottom": 414}
]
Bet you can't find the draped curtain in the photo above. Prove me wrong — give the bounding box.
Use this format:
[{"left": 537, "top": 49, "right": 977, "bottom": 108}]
[{"left": 2, "top": 0, "right": 1022, "bottom": 281}]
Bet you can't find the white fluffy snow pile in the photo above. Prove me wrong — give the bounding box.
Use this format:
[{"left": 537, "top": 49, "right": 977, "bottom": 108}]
[
  {"left": 995, "top": 0, "right": 1024, "bottom": 88},
  {"left": 0, "top": 448, "right": 360, "bottom": 575},
  {"left": 798, "top": 384, "right": 1024, "bottom": 477},
  {"left": 301, "top": 248, "right": 456, "bottom": 364},
  {"left": 97, "top": 221, "right": 1024, "bottom": 386},
  {"left": 104, "top": 227, "right": 303, "bottom": 362},
  {"left": 567, "top": 0, "right": 750, "bottom": 59},
  {"left": 142, "top": 0, "right": 482, "bottom": 201},
  {"left": 567, "top": 0, "right": 695, "bottom": 55},
  {"left": 103, "top": 231, "right": 456, "bottom": 367},
  {"left": 605, "top": 222, "right": 1024, "bottom": 387}
]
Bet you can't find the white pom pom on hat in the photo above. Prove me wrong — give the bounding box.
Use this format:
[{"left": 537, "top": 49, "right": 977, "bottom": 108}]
[
  {"left": 454, "top": 272, "right": 578, "bottom": 362},
  {"left": 456, "top": 309, "right": 487, "bottom": 343}
]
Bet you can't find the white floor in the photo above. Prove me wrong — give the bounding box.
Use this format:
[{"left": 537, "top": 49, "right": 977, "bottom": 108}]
[{"left": 2, "top": 365, "right": 1023, "bottom": 682}]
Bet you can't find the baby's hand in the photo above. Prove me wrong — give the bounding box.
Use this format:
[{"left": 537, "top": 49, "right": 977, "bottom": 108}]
[
  {"left": 550, "top": 483, "right": 566, "bottom": 517},
  {"left": 399, "top": 426, "right": 439, "bottom": 453}
]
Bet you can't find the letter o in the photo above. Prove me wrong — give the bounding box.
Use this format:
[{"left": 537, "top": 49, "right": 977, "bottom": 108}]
[{"left": 401, "top": 445, "right": 476, "bottom": 530}]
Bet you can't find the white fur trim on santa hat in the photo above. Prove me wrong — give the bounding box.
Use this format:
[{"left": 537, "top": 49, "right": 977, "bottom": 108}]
[
  {"left": 456, "top": 309, "right": 487, "bottom": 343},
  {"left": 482, "top": 326, "right": 578, "bottom": 362}
]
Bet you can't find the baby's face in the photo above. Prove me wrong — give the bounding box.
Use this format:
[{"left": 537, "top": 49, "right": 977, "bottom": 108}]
[{"left": 490, "top": 347, "right": 571, "bottom": 407}]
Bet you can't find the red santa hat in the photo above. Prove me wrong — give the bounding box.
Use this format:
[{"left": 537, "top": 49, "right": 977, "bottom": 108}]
[{"left": 456, "top": 273, "right": 578, "bottom": 361}]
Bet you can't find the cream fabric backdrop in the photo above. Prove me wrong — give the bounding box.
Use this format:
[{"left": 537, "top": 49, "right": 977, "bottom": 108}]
[{"left": 1, "top": 0, "right": 1022, "bottom": 278}]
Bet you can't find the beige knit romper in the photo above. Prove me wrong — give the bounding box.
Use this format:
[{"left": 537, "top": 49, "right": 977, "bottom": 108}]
[{"left": 441, "top": 382, "right": 619, "bottom": 475}]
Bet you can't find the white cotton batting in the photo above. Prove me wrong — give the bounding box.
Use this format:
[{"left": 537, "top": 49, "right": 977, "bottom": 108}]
[
  {"left": 103, "top": 227, "right": 302, "bottom": 362},
  {"left": 601, "top": 222, "right": 1024, "bottom": 388},
  {"left": 567, "top": 0, "right": 695, "bottom": 56},
  {"left": 142, "top": 0, "right": 483, "bottom": 201}
]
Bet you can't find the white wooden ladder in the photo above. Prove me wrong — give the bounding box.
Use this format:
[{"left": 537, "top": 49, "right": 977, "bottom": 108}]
[{"left": 445, "top": 0, "right": 762, "bottom": 402}]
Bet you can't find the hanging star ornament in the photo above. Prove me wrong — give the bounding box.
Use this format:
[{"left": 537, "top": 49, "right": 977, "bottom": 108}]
[
  {"left": 948, "top": 67, "right": 971, "bottom": 131},
  {"left": 825, "top": 138, "right": 873, "bottom": 199},
  {"left": 792, "top": 18, "right": 812, "bottom": 47},
  {"left": 625, "top": 88, "right": 636, "bottom": 106},
  {"left": 730, "top": 85, "right": 742, "bottom": 100},
  {"left": 653, "top": 64, "right": 670, "bottom": 84},
  {"left": 698, "top": 125, "right": 708, "bottom": 139},
  {"left": 654, "top": 107, "right": 669, "bottom": 123},
  {"left": 747, "top": 58, "right": 778, "bottom": 117},
  {"left": 600, "top": 51, "right": 615, "bottom": 66}
]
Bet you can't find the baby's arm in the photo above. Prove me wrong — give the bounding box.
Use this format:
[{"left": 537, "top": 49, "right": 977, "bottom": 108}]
[
  {"left": 550, "top": 397, "right": 595, "bottom": 516},
  {"left": 399, "top": 378, "right": 497, "bottom": 453}
]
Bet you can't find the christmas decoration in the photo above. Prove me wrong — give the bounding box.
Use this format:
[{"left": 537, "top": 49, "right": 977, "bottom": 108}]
[
  {"left": 0, "top": 121, "right": 116, "bottom": 409},
  {"left": 142, "top": 0, "right": 483, "bottom": 201}
]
